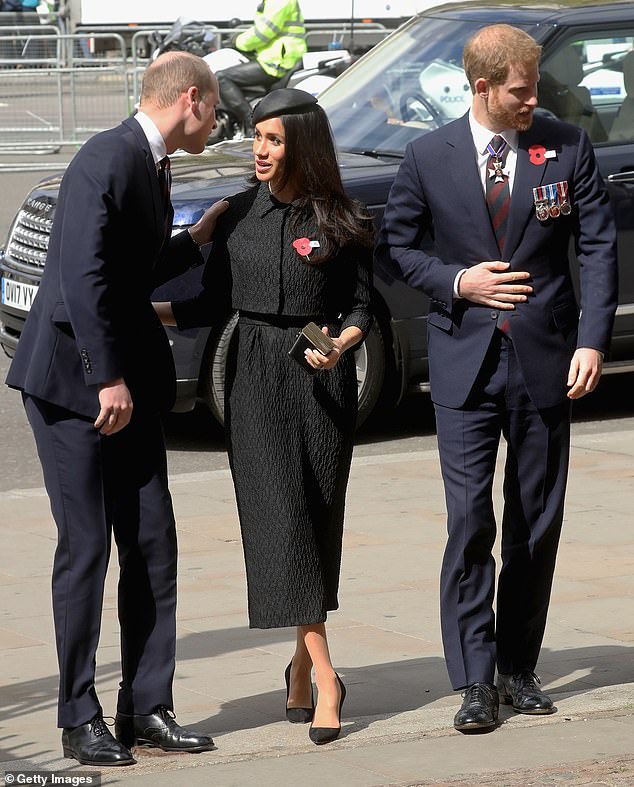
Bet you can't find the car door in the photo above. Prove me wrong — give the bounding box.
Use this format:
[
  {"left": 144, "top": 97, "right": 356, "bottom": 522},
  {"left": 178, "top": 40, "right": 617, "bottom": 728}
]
[{"left": 540, "top": 27, "right": 634, "bottom": 366}]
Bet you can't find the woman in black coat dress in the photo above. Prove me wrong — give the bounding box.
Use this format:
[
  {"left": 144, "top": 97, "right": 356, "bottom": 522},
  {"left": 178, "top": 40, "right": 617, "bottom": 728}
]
[{"left": 156, "top": 89, "right": 374, "bottom": 745}]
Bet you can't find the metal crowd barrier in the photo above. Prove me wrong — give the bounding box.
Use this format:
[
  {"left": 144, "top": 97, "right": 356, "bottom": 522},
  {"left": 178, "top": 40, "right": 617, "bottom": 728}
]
[
  {"left": 0, "top": 30, "right": 129, "bottom": 154},
  {"left": 0, "top": 24, "right": 59, "bottom": 64},
  {"left": 304, "top": 21, "right": 391, "bottom": 52},
  {"left": 129, "top": 22, "right": 391, "bottom": 100},
  {"left": 0, "top": 22, "right": 392, "bottom": 160}
]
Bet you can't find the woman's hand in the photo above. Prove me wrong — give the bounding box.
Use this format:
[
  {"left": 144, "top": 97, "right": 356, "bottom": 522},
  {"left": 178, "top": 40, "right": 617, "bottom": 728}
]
[
  {"left": 304, "top": 325, "right": 362, "bottom": 371},
  {"left": 188, "top": 199, "right": 230, "bottom": 247},
  {"left": 305, "top": 335, "right": 343, "bottom": 371},
  {"left": 153, "top": 301, "right": 176, "bottom": 326}
]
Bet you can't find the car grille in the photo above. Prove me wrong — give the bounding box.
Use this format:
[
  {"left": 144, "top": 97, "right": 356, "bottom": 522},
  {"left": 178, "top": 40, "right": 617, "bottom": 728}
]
[{"left": 5, "top": 196, "right": 55, "bottom": 273}]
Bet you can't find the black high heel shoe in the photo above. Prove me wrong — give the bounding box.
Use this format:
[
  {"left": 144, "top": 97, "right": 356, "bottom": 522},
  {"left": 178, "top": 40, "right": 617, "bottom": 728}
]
[
  {"left": 309, "top": 674, "right": 346, "bottom": 745},
  {"left": 285, "top": 661, "right": 315, "bottom": 724}
]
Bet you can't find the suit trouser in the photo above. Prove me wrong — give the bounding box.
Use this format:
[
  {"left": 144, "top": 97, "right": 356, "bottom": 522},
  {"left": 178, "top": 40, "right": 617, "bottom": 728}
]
[
  {"left": 434, "top": 332, "right": 571, "bottom": 690},
  {"left": 23, "top": 394, "right": 177, "bottom": 728}
]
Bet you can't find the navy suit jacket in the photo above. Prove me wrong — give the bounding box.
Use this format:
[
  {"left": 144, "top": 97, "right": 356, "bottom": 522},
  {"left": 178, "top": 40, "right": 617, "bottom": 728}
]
[
  {"left": 376, "top": 112, "right": 618, "bottom": 410},
  {"left": 6, "top": 117, "right": 202, "bottom": 419}
]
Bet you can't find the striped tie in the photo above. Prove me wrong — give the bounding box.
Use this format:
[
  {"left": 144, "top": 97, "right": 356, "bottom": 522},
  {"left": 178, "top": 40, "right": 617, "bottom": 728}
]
[
  {"left": 485, "top": 136, "right": 512, "bottom": 334},
  {"left": 485, "top": 135, "right": 510, "bottom": 254}
]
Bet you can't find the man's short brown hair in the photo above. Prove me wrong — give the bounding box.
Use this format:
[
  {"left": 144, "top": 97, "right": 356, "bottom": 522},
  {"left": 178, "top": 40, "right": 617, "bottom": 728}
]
[
  {"left": 140, "top": 51, "right": 215, "bottom": 108},
  {"left": 463, "top": 24, "right": 542, "bottom": 92}
]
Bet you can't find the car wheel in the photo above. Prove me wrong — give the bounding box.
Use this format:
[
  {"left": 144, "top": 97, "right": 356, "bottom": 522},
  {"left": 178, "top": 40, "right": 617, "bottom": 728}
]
[
  {"left": 201, "top": 312, "right": 387, "bottom": 428},
  {"left": 201, "top": 311, "right": 239, "bottom": 425},
  {"left": 355, "top": 317, "right": 386, "bottom": 427}
]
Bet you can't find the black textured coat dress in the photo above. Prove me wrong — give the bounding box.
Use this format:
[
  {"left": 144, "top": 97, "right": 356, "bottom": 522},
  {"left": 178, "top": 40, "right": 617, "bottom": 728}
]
[{"left": 174, "top": 184, "right": 372, "bottom": 627}]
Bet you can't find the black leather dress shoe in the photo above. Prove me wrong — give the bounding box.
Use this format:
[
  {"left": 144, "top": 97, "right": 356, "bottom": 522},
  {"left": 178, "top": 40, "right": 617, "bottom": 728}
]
[
  {"left": 62, "top": 715, "right": 136, "bottom": 766},
  {"left": 453, "top": 682, "right": 499, "bottom": 732},
  {"left": 115, "top": 706, "right": 214, "bottom": 752},
  {"left": 497, "top": 671, "right": 555, "bottom": 714}
]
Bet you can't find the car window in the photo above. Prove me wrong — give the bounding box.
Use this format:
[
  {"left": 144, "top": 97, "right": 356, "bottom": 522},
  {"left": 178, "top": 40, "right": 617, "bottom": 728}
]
[
  {"left": 539, "top": 33, "right": 634, "bottom": 144},
  {"left": 319, "top": 15, "right": 545, "bottom": 155}
]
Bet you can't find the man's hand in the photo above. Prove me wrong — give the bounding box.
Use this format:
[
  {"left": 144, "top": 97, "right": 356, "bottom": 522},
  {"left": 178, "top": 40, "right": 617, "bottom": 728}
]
[
  {"left": 567, "top": 348, "right": 603, "bottom": 400},
  {"left": 458, "top": 261, "right": 533, "bottom": 309},
  {"left": 188, "top": 199, "right": 229, "bottom": 247},
  {"left": 94, "top": 378, "right": 133, "bottom": 435}
]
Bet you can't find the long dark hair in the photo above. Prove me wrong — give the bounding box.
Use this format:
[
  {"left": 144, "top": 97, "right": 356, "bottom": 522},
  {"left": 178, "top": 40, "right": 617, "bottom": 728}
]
[{"left": 253, "top": 105, "right": 374, "bottom": 262}]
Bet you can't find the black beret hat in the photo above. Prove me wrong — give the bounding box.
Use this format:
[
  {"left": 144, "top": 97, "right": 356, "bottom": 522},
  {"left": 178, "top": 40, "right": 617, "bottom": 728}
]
[{"left": 252, "top": 88, "right": 319, "bottom": 124}]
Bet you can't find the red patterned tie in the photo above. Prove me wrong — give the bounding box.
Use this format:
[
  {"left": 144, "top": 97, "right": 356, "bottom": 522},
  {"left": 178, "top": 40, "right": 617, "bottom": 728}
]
[
  {"left": 485, "top": 136, "right": 511, "bottom": 334},
  {"left": 485, "top": 135, "right": 510, "bottom": 254}
]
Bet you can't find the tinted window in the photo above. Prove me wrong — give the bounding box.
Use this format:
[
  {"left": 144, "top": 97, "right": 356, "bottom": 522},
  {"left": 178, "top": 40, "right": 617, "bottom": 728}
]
[
  {"left": 540, "top": 33, "right": 634, "bottom": 144},
  {"left": 319, "top": 15, "right": 544, "bottom": 154}
]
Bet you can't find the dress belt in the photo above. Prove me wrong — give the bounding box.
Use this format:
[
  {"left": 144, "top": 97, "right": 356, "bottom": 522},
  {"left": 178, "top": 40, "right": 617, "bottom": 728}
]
[{"left": 238, "top": 311, "right": 341, "bottom": 328}]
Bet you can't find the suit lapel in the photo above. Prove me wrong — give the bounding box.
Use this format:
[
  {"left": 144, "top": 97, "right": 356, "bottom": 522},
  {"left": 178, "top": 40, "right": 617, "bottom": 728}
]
[
  {"left": 122, "top": 116, "right": 164, "bottom": 240},
  {"left": 446, "top": 115, "right": 501, "bottom": 258},
  {"left": 505, "top": 119, "right": 552, "bottom": 259}
]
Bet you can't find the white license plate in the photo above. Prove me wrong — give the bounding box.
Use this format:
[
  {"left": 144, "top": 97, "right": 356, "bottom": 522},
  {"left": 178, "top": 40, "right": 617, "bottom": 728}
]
[{"left": 1, "top": 276, "right": 38, "bottom": 312}]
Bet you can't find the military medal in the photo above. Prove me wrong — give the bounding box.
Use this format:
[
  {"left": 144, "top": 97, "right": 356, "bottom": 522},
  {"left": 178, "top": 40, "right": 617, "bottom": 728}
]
[
  {"left": 537, "top": 202, "right": 550, "bottom": 221},
  {"left": 489, "top": 159, "right": 506, "bottom": 183},
  {"left": 487, "top": 138, "right": 509, "bottom": 183},
  {"left": 546, "top": 183, "right": 560, "bottom": 218},
  {"left": 532, "top": 186, "right": 550, "bottom": 222},
  {"left": 557, "top": 180, "right": 571, "bottom": 215}
]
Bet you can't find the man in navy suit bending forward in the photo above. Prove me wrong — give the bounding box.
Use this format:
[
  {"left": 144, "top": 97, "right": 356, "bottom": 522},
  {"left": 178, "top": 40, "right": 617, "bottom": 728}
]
[
  {"left": 376, "top": 24, "right": 617, "bottom": 732},
  {"left": 6, "top": 52, "right": 227, "bottom": 764}
]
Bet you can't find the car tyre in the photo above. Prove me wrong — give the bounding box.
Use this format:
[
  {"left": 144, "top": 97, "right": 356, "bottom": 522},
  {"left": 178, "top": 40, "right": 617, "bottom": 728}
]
[
  {"left": 355, "top": 317, "right": 386, "bottom": 427},
  {"left": 201, "top": 311, "right": 238, "bottom": 426}
]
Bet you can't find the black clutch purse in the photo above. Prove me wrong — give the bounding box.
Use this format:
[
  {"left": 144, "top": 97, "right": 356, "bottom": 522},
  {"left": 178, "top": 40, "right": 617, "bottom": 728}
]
[{"left": 288, "top": 321, "right": 335, "bottom": 375}]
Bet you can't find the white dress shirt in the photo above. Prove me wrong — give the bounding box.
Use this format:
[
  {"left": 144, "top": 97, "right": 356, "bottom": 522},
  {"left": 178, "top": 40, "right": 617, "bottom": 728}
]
[
  {"left": 134, "top": 111, "right": 167, "bottom": 170},
  {"left": 453, "top": 112, "right": 519, "bottom": 297},
  {"left": 468, "top": 111, "right": 518, "bottom": 195}
]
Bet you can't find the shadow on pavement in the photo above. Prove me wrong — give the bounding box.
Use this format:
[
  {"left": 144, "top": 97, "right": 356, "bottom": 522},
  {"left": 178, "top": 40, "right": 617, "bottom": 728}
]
[
  {"left": 161, "top": 373, "right": 634, "bottom": 454},
  {"left": 1, "top": 639, "right": 632, "bottom": 751}
]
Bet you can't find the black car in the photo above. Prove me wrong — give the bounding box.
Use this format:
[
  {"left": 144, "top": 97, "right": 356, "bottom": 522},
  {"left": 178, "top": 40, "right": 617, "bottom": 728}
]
[{"left": 2, "top": 0, "right": 634, "bottom": 426}]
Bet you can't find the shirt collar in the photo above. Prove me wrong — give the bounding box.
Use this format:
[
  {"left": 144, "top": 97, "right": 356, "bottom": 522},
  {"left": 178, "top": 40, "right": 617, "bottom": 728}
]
[
  {"left": 134, "top": 111, "right": 167, "bottom": 166},
  {"left": 256, "top": 181, "right": 294, "bottom": 217},
  {"left": 468, "top": 110, "right": 518, "bottom": 155}
]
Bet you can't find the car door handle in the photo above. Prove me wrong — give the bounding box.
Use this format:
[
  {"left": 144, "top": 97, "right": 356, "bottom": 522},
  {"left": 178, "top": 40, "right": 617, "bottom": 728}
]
[{"left": 608, "top": 170, "right": 634, "bottom": 183}]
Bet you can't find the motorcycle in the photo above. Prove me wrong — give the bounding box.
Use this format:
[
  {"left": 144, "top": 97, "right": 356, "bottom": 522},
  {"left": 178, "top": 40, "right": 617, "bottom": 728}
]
[
  {"left": 148, "top": 16, "right": 216, "bottom": 60},
  {"left": 147, "top": 16, "right": 360, "bottom": 143},
  {"left": 204, "top": 47, "right": 355, "bottom": 142}
]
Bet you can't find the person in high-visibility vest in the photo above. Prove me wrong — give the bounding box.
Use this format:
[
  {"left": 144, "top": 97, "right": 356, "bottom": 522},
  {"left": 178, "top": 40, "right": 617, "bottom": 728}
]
[{"left": 217, "top": 0, "right": 307, "bottom": 134}]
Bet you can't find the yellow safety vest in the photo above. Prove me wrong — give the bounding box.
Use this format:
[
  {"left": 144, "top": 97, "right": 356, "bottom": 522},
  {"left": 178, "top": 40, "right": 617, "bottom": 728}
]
[{"left": 236, "top": 0, "right": 307, "bottom": 78}]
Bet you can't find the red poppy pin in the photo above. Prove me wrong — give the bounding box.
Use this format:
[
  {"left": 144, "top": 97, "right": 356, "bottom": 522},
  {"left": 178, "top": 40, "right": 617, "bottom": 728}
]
[
  {"left": 528, "top": 144, "right": 557, "bottom": 165},
  {"left": 528, "top": 144, "right": 547, "bottom": 165},
  {"left": 292, "top": 237, "right": 320, "bottom": 261}
]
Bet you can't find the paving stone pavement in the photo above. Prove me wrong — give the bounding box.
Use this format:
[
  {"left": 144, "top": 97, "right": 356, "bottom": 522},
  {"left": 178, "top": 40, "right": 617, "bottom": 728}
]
[
  {"left": 415, "top": 755, "right": 634, "bottom": 786},
  {"left": 1, "top": 418, "right": 633, "bottom": 786}
]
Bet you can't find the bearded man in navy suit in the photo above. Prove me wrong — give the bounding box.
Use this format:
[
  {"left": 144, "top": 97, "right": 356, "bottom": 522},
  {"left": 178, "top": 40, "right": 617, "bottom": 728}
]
[
  {"left": 376, "top": 24, "right": 617, "bottom": 732},
  {"left": 6, "top": 52, "right": 227, "bottom": 764}
]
